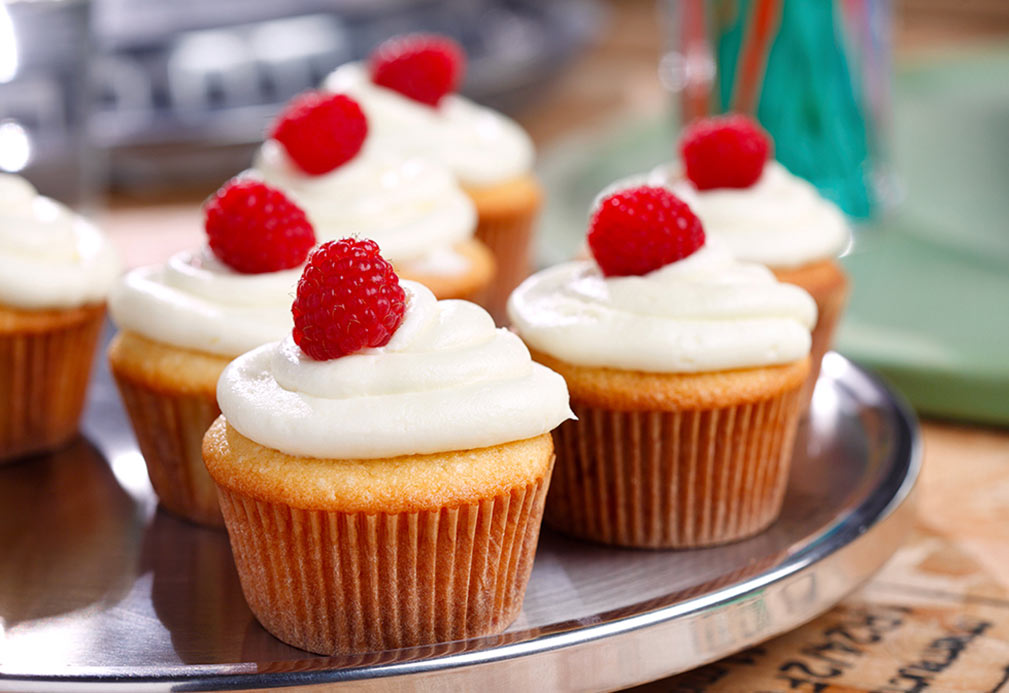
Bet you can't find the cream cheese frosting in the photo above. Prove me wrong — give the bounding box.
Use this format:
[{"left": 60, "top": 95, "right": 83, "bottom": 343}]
[
  {"left": 323, "top": 63, "right": 534, "bottom": 187},
  {"left": 643, "top": 161, "right": 851, "bottom": 269},
  {"left": 252, "top": 140, "right": 476, "bottom": 272},
  {"left": 109, "top": 247, "right": 300, "bottom": 357},
  {"left": 507, "top": 239, "right": 817, "bottom": 373},
  {"left": 217, "top": 280, "right": 572, "bottom": 459},
  {"left": 0, "top": 174, "right": 121, "bottom": 310}
]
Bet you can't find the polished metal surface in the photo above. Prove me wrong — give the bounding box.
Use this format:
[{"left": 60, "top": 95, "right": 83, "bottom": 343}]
[{"left": 0, "top": 347, "right": 919, "bottom": 692}]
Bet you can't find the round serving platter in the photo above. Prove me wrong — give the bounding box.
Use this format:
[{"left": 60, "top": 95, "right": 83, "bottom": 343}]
[{"left": 0, "top": 336, "right": 919, "bottom": 692}]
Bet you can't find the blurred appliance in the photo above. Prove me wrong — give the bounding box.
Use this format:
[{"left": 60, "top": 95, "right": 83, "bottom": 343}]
[{"left": 0, "top": 0, "right": 600, "bottom": 196}]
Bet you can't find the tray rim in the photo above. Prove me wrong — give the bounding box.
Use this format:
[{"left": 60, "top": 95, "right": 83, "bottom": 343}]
[{"left": 0, "top": 354, "right": 921, "bottom": 692}]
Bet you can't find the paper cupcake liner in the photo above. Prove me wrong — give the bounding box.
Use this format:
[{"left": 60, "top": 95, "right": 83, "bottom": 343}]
[
  {"left": 473, "top": 207, "right": 538, "bottom": 324},
  {"left": 112, "top": 370, "right": 223, "bottom": 526},
  {"left": 0, "top": 305, "right": 104, "bottom": 463},
  {"left": 216, "top": 471, "right": 551, "bottom": 655},
  {"left": 774, "top": 262, "right": 850, "bottom": 409},
  {"left": 546, "top": 388, "right": 803, "bottom": 549},
  {"left": 802, "top": 276, "right": 849, "bottom": 406}
]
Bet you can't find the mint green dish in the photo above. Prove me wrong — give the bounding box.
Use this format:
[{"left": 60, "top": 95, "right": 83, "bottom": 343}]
[{"left": 536, "top": 47, "right": 1009, "bottom": 425}]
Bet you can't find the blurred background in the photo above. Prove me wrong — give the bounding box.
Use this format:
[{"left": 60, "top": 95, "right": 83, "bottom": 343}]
[{"left": 2, "top": 0, "right": 1008, "bottom": 422}]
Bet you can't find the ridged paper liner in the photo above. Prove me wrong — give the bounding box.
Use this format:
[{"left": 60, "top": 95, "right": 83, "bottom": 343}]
[
  {"left": 547, "top": 387, "right": 803, "bottom": 549},
  {"left": 112, "top": 371, "right": 223, "bottom": 526},
  {"left": 802, "top": 277, "right": 849, "bottom": 407},
  {"left": 216, "top": 472, "right": 551, "bottom": 655},
  {"left": 473, "top": 208, "right": 537, "bottom": 324},
  {"left": 0, "top": 306, "right": 104, "bottom": 463},
  {"left": 774, "top": 262, "right": 850, "bottom": 409}
]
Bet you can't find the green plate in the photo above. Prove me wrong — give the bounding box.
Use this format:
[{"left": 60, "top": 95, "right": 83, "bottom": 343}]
[{"left": 537, "top": 46, "right": 1009, "bottom": 425}]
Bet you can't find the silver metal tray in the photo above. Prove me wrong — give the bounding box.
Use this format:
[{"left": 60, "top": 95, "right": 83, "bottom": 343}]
[{"left": 0, "top": 347, "right": 919, "bottom": 692}]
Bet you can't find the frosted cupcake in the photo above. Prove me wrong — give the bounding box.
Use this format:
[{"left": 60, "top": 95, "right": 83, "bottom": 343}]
[
  {"left": 108, "top": 179, "right": 314, "bottom": 526},
  {"left": 203, "top": 238, "right": 570, "bottom": 654},
  {"left": 323, "top": 34, "right": 541, "bottom": 321},
  {"left": 0, "top": 174, "right": 120, "bottom": 462},
  {"left": 630, "top": 115, "right": 850, "bottom": 405},
  {"left": 253, "top": 90, "right": 494, "bottom": 302},
  {"left": 509, "top": 186, "right": 816, "bottom": 549}
]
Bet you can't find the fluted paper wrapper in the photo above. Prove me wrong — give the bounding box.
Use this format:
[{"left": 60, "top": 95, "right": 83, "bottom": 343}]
[
  {"left": 216, "top": 472, "right": 551, "bottom": 655},
  {"left": 0, "top": 307, "right": 104, "bottom": 463},
  {"left": 802, "top": 277, "right": 849, "bottom": 407},
  {"left": 473, "top": 207, "right": 537, "bottom": 324},
  {"left": 112, "top": 371, "right": 223, "bottom": 526},
  {"left": 547, "top": 389, "right": 803, "bottom": 549}
]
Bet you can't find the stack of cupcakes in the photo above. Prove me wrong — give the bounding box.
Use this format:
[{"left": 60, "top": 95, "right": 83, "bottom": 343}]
[{"left": 1, "top": 29, "right": 857, "bottom": 660}]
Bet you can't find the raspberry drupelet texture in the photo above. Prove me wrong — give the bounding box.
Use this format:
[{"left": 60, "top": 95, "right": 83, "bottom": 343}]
[
  {"left": 292, "top": 238, "right": 407, "bottom": 361},
  {"left": 271, "top": 91, "right": 368, "bottom": 176},
  {"left": 679, "top": 114, "right": 770, "bottom": 191},
  {"left": 204, "top": 179, "right": 316, "bottom": 274},
  {"left": 369, "top": 34, "right": 466, "bottom": 107},
  {"left": 588, "top": 185, "right": 705, "bottom": 277}
]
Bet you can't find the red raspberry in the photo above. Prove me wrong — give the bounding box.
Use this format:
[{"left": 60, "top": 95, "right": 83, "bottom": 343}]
[
  {"left": 292, "top": 238, "right": 406, "bottom": 360},
  {"left": 588, "top": 186, "right": 705, "bottom": 277},
  {"left": 679, "top": 114, "right": 770, "bottom": 190},
  {"left": 369, "top": 34, "right": 465, "bottom": 107},
  {"left": 270, "top": 91, "right": 367, "bottom": 175},
  {"left": 204, "top": 179, "right": 315, "bottom": 274}
]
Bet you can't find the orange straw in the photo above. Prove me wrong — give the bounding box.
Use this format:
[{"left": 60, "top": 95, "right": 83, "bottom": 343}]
[{"left": 732, "top": 0, "right": 783, "bottom": 114}]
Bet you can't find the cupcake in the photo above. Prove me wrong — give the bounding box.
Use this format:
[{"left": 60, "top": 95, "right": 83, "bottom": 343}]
[
  {"left": 253, "top": 90, "right": 494, "bottom": 302},
  {"left": 508, "top": 185, "right": 816, "bottom": 549},
  {"left": 0, "top": 174, "right": 120, "bottom": 462},
  {"left": 203, "top": 238, "right": 571, "bottom": 654},
  {"left": 323, "top": 34, "right": 541, "bottom": 321},
  {"left": 107, "top": 180, "right": 315, "bottom": 526},
  {"left": 632, "top": 115, "right": 850, "bottom": 406}
]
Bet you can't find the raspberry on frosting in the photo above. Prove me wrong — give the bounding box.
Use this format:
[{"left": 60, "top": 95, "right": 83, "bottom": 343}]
[
  {"left": 292, "top": 238, "right": 406, "bottom": 360},
  {"left": 369, "top": 33, "right": 466, "bottom": 107},
  {"left": 270, "top": 91, "right": 368, "bottom": 176},
  {"left": 588, "top": 185, "right": 705, "bottom": 277},
  {"left": 679, "top": 114, "right": 770, "bottom": 191},
  {"left": 204, "top": 179, "right": 316, "bottom": 274}
]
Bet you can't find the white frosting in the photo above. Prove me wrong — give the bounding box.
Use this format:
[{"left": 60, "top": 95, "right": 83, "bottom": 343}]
[
  {"left": 217, "top": 281, "right": 572, "bottom": 459},
  {"left": 0, "top": 174, "right": 121, "bottom": 310},
  {"left": 109, "top": 247, "right": 300, "bottom": 357},
  {"left": 507, "top": 239, "right": 816, "bottom": 373},
  {"left": 645, "top": 161, "right": 851, "bottom": 269},
  {"left": 253, "top": 141, "right": 476, "bottom": 274},
  {"left": 323, "top": 63, "right": 534, "bottom": 187}
]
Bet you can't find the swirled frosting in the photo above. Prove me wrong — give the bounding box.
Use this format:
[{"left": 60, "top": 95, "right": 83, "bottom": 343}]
[
  {"left": 252, "top": 141, "right": 476, "bottom": 269},
  {"left": 644, "top": 161, "right": 850, "bottom": 269},
  {"left": 323, "top": 63, "right": 534, "bottom": 187},
  {"left": 109, "top": 247, "right": 300, "bottom": 357},
  {"left": 507, "top": 239, "right": 816, "bottom": 372},
  {"left": 217, "top": 280, "right": 572, "bottom": 459},
  {"left": 0, "top": 174, "right": 121, "bottom": 310}
]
